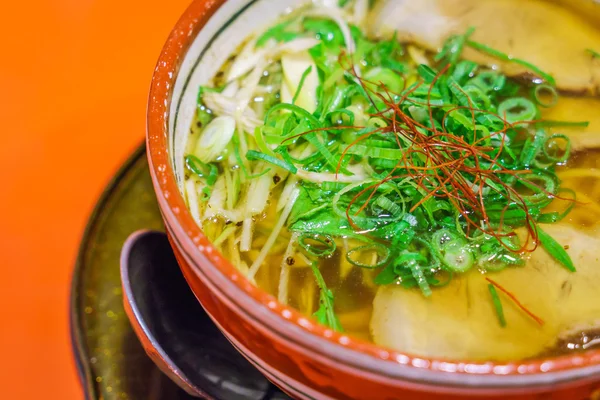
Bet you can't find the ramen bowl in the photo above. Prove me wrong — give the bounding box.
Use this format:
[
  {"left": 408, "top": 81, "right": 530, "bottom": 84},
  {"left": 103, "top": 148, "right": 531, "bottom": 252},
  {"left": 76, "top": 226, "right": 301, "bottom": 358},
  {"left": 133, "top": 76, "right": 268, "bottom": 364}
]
[{"left": 146, "top": 0, "right": 600, "bottom": 398}]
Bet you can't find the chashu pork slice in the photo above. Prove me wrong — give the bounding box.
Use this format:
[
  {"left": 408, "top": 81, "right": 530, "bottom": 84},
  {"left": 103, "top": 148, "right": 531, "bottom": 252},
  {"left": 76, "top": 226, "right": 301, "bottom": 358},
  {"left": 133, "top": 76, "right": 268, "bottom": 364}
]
[
  {"left": 371, "top": 0, "right": 600, "bottom": 94},
  {"left": 370, "top": 224, "right": 600, "bottom": 361}
]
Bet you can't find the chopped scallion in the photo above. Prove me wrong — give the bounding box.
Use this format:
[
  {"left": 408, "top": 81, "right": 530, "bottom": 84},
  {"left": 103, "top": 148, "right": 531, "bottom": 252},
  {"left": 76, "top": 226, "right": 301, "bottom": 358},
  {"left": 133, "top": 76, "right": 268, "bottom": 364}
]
[{"left": 488, "top": 284, "right": 507, "bottom": 327}]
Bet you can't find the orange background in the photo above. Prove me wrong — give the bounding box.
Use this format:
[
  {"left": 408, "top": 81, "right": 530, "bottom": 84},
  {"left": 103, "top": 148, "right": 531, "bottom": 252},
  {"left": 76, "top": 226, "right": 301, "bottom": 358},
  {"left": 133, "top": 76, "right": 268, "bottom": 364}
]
[{"left": 0, "top": 0, "right": 190, "bottom": 397}]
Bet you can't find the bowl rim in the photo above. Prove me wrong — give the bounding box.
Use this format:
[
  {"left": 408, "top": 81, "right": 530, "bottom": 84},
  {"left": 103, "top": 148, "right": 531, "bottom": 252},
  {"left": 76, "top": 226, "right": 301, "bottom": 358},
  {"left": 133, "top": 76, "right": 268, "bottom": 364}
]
[{"left": 146, "top": 0, "right": 600, "bottom": 389}]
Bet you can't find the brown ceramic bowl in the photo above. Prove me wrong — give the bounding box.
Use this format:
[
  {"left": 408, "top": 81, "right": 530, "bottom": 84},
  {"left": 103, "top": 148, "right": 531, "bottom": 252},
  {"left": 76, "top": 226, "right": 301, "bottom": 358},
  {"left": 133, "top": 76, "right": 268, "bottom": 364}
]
[{"left": 147, "top": 1, "right": 600, "bottom": 398}]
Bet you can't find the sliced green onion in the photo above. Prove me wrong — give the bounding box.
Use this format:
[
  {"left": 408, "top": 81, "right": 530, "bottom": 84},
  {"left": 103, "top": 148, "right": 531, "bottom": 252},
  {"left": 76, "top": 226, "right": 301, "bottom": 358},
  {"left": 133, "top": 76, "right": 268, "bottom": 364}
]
[
  {"left": 536, "top": 120, "right": 590, "bottom": 128},
  {"left": 288, "top": 201, "right": 328, "bottom": 226},
  {"left": 275, "top": 118, "right": 311, "bottom": 145},
  {"left": 542, "top": 134, "right": 571, "bottom": 163},
  {"left": 292, "top": 65, "right": 314, "bottom": 105},
  {"left": 475, "top": 112, "right": 506, "bottom": 130},
  {"left": 254, "top": 127, "right": 276, "bottom": 157},
  {"left": 463, "top": 84, "right": 492, "bottom": 110},
  {"left": 488, "top": 284, "right": 507, "bottom": 327},
  {"left": 451, "top": 60, "right": 478, "bottom": 84},
  {"left": 256, "top": 19, "right": 298, "bottom": 47},
  {"left": 439, "top": 240, "right": 475, "bottom": 272},
  {"left": 364, "top": 67, "right": 405, "bottom": 94},
  {"left": 332, "top": 181, "right": 407, "bottom": 231},
  {"left": 497, "top": 98, "right": 538, "bottom": 124},
  {"left": 367, "top": 117, "right": 388, "bottom": 128},
  {"left": 430, "top": 270, "right": 454, "bottom": 287},
  {"left": 536, "top": 189, "right": 576, "bottom": 224},
  {"left": 201, "top": 186, "right": 212, "bottom": 201},
  {"left": 432, "top": 229, "right": 462, "bottom": 248},
  {"left": 537, "top": 225, "right": 576, "bottom": 272},
  {"left": 406, "top": 97, "right": 445, "bottom": 107},
  {"left": 497, "top": 232, "right": 523, "bottom": 253},
  {"left": 417, "top": 64, "right": 437, "bottom": 84},
  {"left": 395, "top": 252, "right": 432, "bottom": 297},
  {"left": 325, "top": 109, "right": 355, "bottom": 127},
  {"left": 193, "top": 103, "right": 214, "bottom": 133},
  {"left": 224, "top": 167, "right": 235, "bottom": 210},
  {"left": 536, "top": 212, "right": 558, "bottom": 224},
  {"left": 374, "top": 263, "right": 399, "bottom": 285},
  {"left": 344, "top": 144, "right": 404, "bottom": 160},
  {"left": 468, "top": 71, "right": 506, "bottom": 93},
  {"left": 467, "top": 40, "right": 556, "bottom": 86},
  {"left": 486, "top": 204, "right": 531, "bottom": 224},
  {"left": 409, "top": 262, "right": 432, "bottom": 297},
  {"left": 185, "top": 155, "right": 218, "bottom": 186},
  {"left": 533, "top": 84, "right": 558, "bottom": 108},
  {"left": 448, "top": 81, "right": 473, "bottom": 108},
  {"left": 370, "top": 158, "right": 397, "bottom": 170},
  {"left": 515, "top": 172, "right": 557, "bottom": 204},
  {"left": 321, "top": 181, "right": 348, "bottom": 192},
  {"left": 310, "top": 261, "right": 343, "bottom": 332},
  {"left": 343, "top": 71, "right": 372, "bottom": 103},
  {"left": 346, "top": 244, "right": 390, "bottom": 269},
  {"left": 519, "top": 129, "right": 546, "bottom": 167},
  {"left": 274, "top": 146, "right": 299, "bottom": 170},
  {"left": 431, "top": 230, "right": 474, "bottom": 273},
  {"left": 322, "top": 86, "right": 348, "bottom": 115},
  {"left": 446, "top": 108, "right": 474, "bottom": 131},
  {"left": 304, "top": 133, "right": 351, "bottom": 174},
  {"left": 387, "top": 220, "right": 416, "bottom": 243},
  {"left": 231, "top": 169, "right": 241, "bottom": 206},
  {"left": 232, "top": 136, "right": 271, "bottom": 180},
  {"left": 299, "top": 233, "right": 337, "bottom": 257},
  {"left": 265, "top": 103, "right": 321, "bottom": 128},
  {"left": 586, "top": 48, "right": 600, "bottom": 59},
  {"left": 479, "top": 252, "right": 523, "bottom": 272},
  {"left": 372, "top": 195, "right": 404, "bottom": 218},
  {"left": 473, "top": 124, "right": 492, "bottom": 146},
  {"left": 341, "top": 129, "right": 358, "bottom": 145},
  {"left": 364, "top": 139, "right": 396, "bottom": 148},
  {"left": 246, "top": 150, "right": 298, "bottom": 174},
  {"left": 435, "top": 27, "right": 475, "bottom": 67}
]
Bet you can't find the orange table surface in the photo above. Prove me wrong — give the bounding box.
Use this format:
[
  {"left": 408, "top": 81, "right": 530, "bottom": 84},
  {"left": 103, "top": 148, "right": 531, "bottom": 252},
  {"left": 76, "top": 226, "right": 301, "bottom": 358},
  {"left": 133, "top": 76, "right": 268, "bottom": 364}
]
[{"left": 0, "top": 0, "right": 191, "bottom": 397}]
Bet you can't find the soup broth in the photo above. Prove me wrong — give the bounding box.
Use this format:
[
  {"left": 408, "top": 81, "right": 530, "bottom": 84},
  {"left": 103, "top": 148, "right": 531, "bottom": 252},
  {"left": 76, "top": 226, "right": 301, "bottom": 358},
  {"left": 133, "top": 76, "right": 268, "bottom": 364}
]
[{"left": 181, "top": 0, "right": 600, "bottom": 361}]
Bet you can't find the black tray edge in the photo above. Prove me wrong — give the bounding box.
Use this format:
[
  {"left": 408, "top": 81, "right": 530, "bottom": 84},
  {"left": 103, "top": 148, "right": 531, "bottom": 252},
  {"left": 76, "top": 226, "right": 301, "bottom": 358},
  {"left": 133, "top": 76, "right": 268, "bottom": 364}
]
[{"left": 69, "top": 144, "right": 147, "bottom": 400}]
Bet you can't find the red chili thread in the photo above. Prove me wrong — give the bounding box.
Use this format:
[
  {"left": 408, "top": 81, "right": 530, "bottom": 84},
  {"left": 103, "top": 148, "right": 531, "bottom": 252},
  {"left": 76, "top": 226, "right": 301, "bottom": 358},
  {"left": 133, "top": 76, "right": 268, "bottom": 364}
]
[{"left": 486, "top": 277, "right": 545, "bottom": 326}]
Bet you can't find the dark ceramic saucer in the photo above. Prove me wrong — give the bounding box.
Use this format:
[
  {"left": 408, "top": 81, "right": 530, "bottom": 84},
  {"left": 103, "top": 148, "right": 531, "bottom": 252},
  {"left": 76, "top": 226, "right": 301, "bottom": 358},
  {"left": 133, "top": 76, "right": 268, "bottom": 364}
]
[
  {"left": 120, "top": 230, "right": 288, "bottom": 399},
  {"left": 69, "top": 146, "right": 289, "bottom": 399}
]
